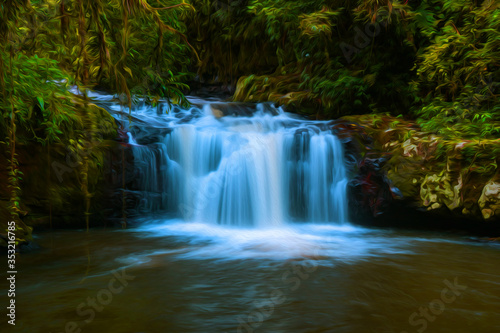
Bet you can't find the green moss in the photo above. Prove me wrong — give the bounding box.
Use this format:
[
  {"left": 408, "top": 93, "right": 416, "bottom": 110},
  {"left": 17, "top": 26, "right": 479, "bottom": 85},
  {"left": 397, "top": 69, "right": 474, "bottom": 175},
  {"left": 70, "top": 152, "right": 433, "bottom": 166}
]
[{"left": 343, "top": 113, "right": 500, "bottom": 222}]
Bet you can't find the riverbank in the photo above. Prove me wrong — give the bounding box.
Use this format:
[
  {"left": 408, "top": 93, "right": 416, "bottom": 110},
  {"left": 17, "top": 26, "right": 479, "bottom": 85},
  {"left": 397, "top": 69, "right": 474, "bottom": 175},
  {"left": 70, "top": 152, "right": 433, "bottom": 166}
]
[
  {"left": 335, "top": 114, "right": 500, "bottom": 234},
  {"left": 0, "top": 97, "right": 118, "bottom": 249}
]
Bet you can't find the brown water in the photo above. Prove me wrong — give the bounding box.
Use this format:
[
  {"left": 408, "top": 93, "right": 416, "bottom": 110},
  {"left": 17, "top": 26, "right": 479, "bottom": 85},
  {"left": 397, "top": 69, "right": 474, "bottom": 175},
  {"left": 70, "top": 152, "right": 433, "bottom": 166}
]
[{"left": 6, "top": 219, "right": 500, "bottom": 333}]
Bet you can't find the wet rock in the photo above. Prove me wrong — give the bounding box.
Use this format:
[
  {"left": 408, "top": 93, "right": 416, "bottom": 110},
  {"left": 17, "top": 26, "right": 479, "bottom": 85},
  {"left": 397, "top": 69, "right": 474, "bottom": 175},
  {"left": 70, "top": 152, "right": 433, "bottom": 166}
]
[
  {"left": 335, "top": 114, "right": 500, "bottom": 234},
  {"left": 479, "top": 180, "right": 500, "bottom": 221},
  {"left": 347, "top": 156, "right": 394, "bottom": 222},
  {"left": 209, "top": 102, "right": 279, "bottom": 117}
]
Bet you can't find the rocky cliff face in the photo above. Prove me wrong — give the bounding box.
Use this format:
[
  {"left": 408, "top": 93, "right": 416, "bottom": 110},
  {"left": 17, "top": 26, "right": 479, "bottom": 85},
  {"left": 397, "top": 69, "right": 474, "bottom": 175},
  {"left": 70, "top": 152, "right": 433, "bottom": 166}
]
[
  {"left": 0, "top": 102, "right": 118, "bottom": 249},
  {"left": 336, "top": 114, "right": 500, "bottom": 234}
]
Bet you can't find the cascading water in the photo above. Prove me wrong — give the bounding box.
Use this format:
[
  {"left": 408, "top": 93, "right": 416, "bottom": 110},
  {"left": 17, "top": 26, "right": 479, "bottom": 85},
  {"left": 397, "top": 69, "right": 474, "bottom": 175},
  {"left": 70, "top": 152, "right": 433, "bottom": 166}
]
[{"left": 109, "top": 97, "right": 348, "bottom": 227}]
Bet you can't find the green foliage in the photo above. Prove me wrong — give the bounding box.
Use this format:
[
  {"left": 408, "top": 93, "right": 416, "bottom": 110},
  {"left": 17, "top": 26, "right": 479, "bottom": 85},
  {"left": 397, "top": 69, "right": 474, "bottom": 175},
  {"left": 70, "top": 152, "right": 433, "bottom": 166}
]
[
  {"left": 410, "top": 0, "right": 500, "bottom": 139},
  {"left": 2, "top": 0, "right": 196, "bottom": 102},
  {"left": 0, "top": 53, "right": 80, "bottom": 144},
  {"left": 188, "top": 0, "right": 499, "bottom": 136},
  {"left": 0, "top": 0, "right": 196, "bottom": 238}
]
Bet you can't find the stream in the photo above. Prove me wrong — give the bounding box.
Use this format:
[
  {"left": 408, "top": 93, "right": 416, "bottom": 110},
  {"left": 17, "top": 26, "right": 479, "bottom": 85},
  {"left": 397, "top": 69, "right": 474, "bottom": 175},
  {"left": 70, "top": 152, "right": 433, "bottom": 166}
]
[{"left": 9, "top": 93, "right": 500, "bottom": 333}]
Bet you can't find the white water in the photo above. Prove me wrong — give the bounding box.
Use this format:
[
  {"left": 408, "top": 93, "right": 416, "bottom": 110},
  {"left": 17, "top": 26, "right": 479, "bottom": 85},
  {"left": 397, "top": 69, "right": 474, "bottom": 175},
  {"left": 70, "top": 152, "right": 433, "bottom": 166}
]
[{"left": 112, "top": 97, "right": 349, "bottom": 227}]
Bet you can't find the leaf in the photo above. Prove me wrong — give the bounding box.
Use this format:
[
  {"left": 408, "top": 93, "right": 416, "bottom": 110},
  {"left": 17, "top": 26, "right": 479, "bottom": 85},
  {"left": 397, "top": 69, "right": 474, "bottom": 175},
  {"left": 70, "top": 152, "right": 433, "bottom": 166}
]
[
  {"left": 37, "top": 97, "right": 45, "bottom": 111},
  {"left": 124, "top": 67, "right": 133, "bottom": 78}
]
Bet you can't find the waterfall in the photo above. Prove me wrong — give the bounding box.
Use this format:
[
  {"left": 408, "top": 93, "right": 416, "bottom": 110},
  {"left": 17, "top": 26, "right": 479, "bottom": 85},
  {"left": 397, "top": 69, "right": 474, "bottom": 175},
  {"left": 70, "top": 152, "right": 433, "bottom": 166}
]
[{"left": 120, "top": 100, "right": 348, "bottom": 226}]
